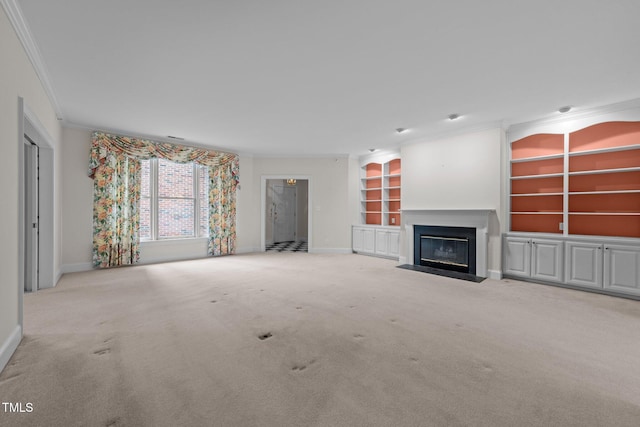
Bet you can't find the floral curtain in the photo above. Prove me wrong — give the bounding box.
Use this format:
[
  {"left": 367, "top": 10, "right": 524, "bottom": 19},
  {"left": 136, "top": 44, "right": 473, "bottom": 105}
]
[
  {"left": 92, "top": 152, "right": 141, "bottom": 268},
  {"left": 89, "top": 132, "right": 240, "bottom": 267}
]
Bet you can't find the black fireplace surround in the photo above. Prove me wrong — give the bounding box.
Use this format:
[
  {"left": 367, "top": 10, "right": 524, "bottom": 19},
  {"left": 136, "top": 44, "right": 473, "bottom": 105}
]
[{"left": 413, "top": 225, "right": 477, "bottom": 275}]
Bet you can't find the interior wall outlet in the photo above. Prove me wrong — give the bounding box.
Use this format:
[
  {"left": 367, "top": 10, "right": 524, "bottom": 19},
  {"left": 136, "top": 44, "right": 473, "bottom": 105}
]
[
  {"left": 559, "top": 222, "right": 564, "bottom": 231},
  {"left": 391, "top": 217, "right": 396, "bottom": 224}
]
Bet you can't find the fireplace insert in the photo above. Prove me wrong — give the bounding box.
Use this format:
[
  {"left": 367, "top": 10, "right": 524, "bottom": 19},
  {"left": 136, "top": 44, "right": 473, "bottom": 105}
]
[{"left": 413, "top": 225, "right": 476, "bottom": 274}]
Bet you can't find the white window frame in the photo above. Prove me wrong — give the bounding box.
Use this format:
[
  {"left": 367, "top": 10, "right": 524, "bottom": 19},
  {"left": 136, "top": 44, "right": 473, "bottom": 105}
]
[{"left": 141, "top": 158, "right": 209, "bottom": 241}]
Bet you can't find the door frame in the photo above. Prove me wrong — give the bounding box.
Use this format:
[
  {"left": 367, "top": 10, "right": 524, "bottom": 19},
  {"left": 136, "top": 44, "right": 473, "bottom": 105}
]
[
  {"left": 18, "top": 98, "right": 56, "bottom": 328},
  {"left": 261, "top": 175, "right": 311, "bottom": 252}
]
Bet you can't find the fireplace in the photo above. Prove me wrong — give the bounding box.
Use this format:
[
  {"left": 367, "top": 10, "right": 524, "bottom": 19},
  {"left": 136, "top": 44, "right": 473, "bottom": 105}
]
[{"left": 414, "top": 225, "right": 477, "bottom": 275}]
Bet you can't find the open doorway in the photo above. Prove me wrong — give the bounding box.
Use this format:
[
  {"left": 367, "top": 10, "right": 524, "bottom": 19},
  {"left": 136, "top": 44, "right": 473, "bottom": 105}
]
[
  {"left": 262, "top": 177, "right": 310, "bottom": 252},
  {"left": 18, "top": 100, "right": 56, "bottom": 329}
]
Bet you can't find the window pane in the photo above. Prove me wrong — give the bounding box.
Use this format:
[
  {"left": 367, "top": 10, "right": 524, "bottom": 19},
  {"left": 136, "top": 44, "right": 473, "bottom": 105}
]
[
  {"left": 140, "top": 159, "right": 150, "bottom": 197},
  {"left": 199, "top": 166, "right": 210, "bottom": 237},
  {"left": 140, "top": 197, "right": 151, "bottom": 239},
  {"left": 158, "top": 198, "right": 195, "bottom": 238},
  {"left": 158, "top": 159, "right": 194, "bottom": 198}
]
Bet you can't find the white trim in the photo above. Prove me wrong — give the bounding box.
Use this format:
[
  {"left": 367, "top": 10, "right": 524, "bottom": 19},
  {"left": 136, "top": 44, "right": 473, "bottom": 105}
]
[
  {"left": 507, "top": 99, "right": 640, "bottom": 141},
  {"left": 487, "top": 269, "right": 502, "bottom": 280},
  {"left": 1, "top": 0, "right": 63, "bottom": 120},
  {"left": 0, "top": 325, "right": 22, "bottom": 374},
  {"left": 261, "top": 175, "right": 312, "bottom": 252}
]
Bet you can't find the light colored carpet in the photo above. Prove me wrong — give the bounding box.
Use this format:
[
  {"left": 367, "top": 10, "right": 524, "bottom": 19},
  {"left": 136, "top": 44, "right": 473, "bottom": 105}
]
[{"left": 1, "top": 253, "right": 640, "bottom": 426}]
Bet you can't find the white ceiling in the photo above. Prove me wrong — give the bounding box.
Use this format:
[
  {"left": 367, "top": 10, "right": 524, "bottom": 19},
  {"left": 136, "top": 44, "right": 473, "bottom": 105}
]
[{"left": 14, "top": 0, "right": 640, "bottom": 156}]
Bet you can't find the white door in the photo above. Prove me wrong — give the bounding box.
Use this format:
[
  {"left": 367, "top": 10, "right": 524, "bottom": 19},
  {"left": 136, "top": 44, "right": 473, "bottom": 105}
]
[
  {"left": 503, "top": 237, "right": 531, "bottom": 278},
  {"left": 24, "top": 140, "right": 39, "bottom": 292},
  {"left": 531, "top": 239, "right": 563, "bottom": 283},
  {"left": 273, "top": 184, "right": 296, "bottom": 243},
  {"left": 603, "top": 244, "right": 640, "bottom": 295},
  {"left": 565, "top": 241, "right": 603, "bottom": 289}
]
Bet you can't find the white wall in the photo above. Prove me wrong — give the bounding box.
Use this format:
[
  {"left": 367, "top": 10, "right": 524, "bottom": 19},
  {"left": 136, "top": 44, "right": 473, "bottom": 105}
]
[
  {"left": 249, "top": 157, "right": 351, "bottom": 252},
  {"left": 400, "top": 128, "right": 504, "bottom": 273},
  {"left": 60, "top": 127, "right": 94, "bottom": 271},
  {"left": 0, "top": 6, "right": 62, "bottom": 370}
]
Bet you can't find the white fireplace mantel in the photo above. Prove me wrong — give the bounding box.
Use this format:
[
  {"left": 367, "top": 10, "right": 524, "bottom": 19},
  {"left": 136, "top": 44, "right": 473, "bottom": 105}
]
[{"left": 401, "top": 209, "right": 494, "bottom": 278}]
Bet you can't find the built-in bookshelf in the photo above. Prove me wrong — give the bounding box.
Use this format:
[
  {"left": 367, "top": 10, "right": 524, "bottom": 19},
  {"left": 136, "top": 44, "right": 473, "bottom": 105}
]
[
  {"left": 510, "top": 133, "right": 564, "bottom": 233},
  {"left": 510, "top": 121, "right": 640, "bottom": 238},
  {"left": 567, "top": 121, "right": 640, "bottom": 238},
  {"left": 361, "top": 158, "right": 401, "bottom": 226}
]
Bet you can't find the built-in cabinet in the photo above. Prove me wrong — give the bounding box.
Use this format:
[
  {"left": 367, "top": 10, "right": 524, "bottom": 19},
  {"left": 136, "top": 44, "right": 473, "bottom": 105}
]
[
  {"left": 352, "top": 225, "right": 400, "bottom": 259},
  {"left": 354, "top": 154, "right": 402, "bottom": 260},
  {"left": 505, "top": 110, "right": 640, "bottom": 299},
  {"left": 503, "top": 236, "right": 563, "bottom": 283}
]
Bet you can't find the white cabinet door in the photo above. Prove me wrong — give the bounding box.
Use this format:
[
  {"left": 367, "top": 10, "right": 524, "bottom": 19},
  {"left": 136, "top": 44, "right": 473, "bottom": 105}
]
[
  {"left": 375, "top": 229, "right": 389, "bottom": 256},
  {"left": 565, "top": 241, "right": 603, "bottom": 289},
  {"left": 352, "top": 227, "right": 364, "bottom": 253},
  {"left": 388, "top": 230, "right": 400, "bottom": 258},
  {"left": 362, "top": 228, "right": 376, "bottom": 254},
  {"left": 531, "top": 239, "right": 563, "bottom": 282},
  {"left": 504, "top": 237, "right": 531, "bottom": 278},
  {"left": 604, "top": 244, "right": 640, "bottom": 295}
]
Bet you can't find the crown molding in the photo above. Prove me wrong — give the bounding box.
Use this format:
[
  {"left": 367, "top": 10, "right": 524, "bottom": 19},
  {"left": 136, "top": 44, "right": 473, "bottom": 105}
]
[
  {"left": 506, "top": 97, "right": 640, "bottom": 140},
  {"left": 1, "top": 0, "right": 63, "bottom": 120}
]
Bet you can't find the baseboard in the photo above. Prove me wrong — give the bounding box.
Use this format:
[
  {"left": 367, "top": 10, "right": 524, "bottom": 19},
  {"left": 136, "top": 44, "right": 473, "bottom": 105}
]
[
  {"left": 61, "top": 262, "right": 93, "bottom": 274},
  {"left": 398, "top": 256, "right": 407, "bottom": 264},
  {"left": 236, "top": 247, "right": 261, "bottom": 254},
  {"left": 487, "top": 269, "right": 502, "bottom": 280},
  {"left": 308, "top": 248, "right": 352, "bottom": 254},
  {"left": 0, "top": 325, "right": 22, "bottom": 374}
]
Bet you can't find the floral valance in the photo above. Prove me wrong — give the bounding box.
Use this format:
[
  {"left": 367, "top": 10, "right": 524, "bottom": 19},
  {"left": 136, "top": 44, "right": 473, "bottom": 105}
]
[{"left": 89, "top": 131, "right": 239, "bottom": 186}]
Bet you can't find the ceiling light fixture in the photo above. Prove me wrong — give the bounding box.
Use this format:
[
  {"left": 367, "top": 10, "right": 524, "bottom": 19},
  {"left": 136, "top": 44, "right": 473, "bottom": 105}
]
[
  {"left": 558, "top": 106, "right": 572, "bottom": 114},
  {"left": 395, "top": 128, "right": 409, "bottom": 134},
  {"left": 369, "top": 148, "right": 376, "bottom": 152},
  {"left": 167, "top": 135, "right": 185, "bottom": 140},
  {"left": 448, "top": 113, "right": 461, "bottom": 121},
  {"left": 286, "top": 179, "right": 297, "bottom": 186}
]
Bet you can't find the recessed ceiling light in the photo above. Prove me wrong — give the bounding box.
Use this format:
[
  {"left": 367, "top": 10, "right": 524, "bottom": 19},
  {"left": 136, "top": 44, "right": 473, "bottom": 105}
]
[
  {"left": 448, "top": 113, "right": 461, "bottom": 121},
  {"left": 558, "top": 106, "right": 572, "bottom": 113},
  {"left": 395, "top": 128, "right": 409, "bottom": 134}
]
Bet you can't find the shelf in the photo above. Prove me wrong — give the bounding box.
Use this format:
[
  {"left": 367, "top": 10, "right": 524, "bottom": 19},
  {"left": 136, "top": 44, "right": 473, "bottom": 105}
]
[
  {"left": 569, "top": 190, "right": 640, "bottom": 195},
  {"left": 569, "top": 143, "right": 640, "bottom": 157},
  {"left": 510, "top": 153, "right": 565, "bottom": 163},
  {"left": 362, "top": 176, "right": 383, "bottom": 180},
  {"left": 385, "top": 186, "right": 402, "bottom": 189},
  {"left": 511, "top": 212, "right": 563, "bottom": 215},
  {"left": 384, "top": 173, "right": 401, "bottom": 178},
  {"left": 569, "top": 212, "right": 640, "bottom": 216},
  {"left": 512, "top": 193, "right": 563, "bottom": 196},
  {"left": 511, "top": 173, "right": 564, "bottom": 180},
  {"left": 569, "top": 167, "right": 640, "bottom": 176}
]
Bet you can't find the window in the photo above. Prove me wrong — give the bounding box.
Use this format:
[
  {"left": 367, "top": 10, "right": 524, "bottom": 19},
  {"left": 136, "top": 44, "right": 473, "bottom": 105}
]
[{"left": 140, "top": 158, "right": 209, "bottom": 240}]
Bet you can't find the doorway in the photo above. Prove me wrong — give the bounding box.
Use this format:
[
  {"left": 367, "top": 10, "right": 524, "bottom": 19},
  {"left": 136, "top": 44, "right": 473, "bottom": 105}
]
[
  {"left": 19, "top": 99, "right": 56, "bottom": 317},
  {"left": 262, "top": 177, "right": 310, "bottom": 252}
]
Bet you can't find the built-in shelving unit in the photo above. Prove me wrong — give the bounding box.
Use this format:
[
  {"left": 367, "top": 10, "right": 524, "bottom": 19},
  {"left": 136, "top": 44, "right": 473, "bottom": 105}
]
[
  {"left": 505, "top": 106, "right": 640, "bottom": 299},
  {"left": 510, "top": 133, "right": 564, "bottom": 233},
  {"left": 567, "top": 121, "right": 640, "bottom": 238},
  {"left": 361, "top": 158, "right": 401, "bottom": 226},
  {"left": 509, "top": 121, "right": 640, "bottom": 238}
]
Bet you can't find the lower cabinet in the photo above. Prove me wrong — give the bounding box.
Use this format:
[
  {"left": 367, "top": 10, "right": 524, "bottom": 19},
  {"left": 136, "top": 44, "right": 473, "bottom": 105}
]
[
  {"left": 603, "top": 244, "right": 640, "bottom": 296},
  {"left": 565, "top": 241, "right": 603, "bottom": 289},
  {"left": 352, "top": 225, "right": 400, "bottom": 259},
  {"left": 504, "top": 237, "right": 563, "bottom": 283},
  {"left": 506, "top": 233, "right": 640, "bottom": 298}
]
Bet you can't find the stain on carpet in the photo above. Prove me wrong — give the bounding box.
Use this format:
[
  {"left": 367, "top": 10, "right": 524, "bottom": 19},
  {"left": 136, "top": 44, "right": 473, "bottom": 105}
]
[{"left": 258, "top": 332, "right": 273, "bottom": 341}]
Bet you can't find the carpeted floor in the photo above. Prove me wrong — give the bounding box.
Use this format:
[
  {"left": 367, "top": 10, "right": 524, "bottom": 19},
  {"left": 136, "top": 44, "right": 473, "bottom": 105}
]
[{"left": 1, "top": 253, "right": 640, "bottom": 426}]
